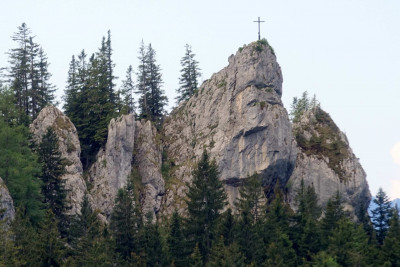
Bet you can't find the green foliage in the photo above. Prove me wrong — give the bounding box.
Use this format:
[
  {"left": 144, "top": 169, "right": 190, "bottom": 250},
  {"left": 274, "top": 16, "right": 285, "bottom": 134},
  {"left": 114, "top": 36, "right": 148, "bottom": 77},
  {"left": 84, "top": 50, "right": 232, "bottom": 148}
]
[
  {"left": 320, "top": 191, "right": 346, "bottom": 247},
  {"left": 63, "top": 32, "right": 118, "bottom": 169},
  {"left": 5, "top": 23, "right": 56, "bottom": 123},
  {"left": 136, "top": 41, "right": 168, "bottom": 125},
  {"left": 176, "top": 44, "right": 201, "bottom": 103},
  {"left": 0, "top": 119, "right": 44, "bottom": 225},
  {"left": 37, "top": 127, "right": 68, "bottom": 226},
  {"left": 168, "top": 211, "right": 188, "bottom": 267},
  {"left": 206, "top": 237, "right": 246, "bottom": 267},
  {"left": 382, "top": 206, "right": 400, "bottom": 265},
  {"left": 236, "top": 172, "right": 265, "bottom": 223},
  {"left": 371, "top": 188, "right": 392, "bottom": 244},
  {"left": 185, "top": 150, "right": 227, "bottom": 260},
  {"left": 110, "top": 179, "right": 142, "bottom": 261}
]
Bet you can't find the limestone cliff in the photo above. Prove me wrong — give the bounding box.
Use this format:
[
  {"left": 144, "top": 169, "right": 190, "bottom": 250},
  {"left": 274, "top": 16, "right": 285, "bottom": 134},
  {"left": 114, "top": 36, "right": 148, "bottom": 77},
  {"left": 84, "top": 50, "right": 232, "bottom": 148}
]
[
  {"left": 134, "top": 120, "right": 165, "bottom": 222},
  {"left": 88, "top": 114, "right": 136, "bottom": 221},
  {"left": 0, "top": 177, "right": 15, "bottom": 226},
  {"left": 30, "top": 106, "right": 87, "bottom": 215},
  {"left": 162, "top": 40, "right": 297, "bottom": 214},
  {"left": 287, "top": 108, "right": 370, "bottom": 218}
]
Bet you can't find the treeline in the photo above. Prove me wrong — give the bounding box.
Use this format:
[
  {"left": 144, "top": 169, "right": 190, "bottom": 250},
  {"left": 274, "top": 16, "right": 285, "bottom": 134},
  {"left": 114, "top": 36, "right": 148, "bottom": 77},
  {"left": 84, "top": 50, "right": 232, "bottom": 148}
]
[
  {"left": 1, "top": 23, "right": 201, "bottom": 168},
  {"left": 1, "top": 147, "right": 399, "bottom": 266}
]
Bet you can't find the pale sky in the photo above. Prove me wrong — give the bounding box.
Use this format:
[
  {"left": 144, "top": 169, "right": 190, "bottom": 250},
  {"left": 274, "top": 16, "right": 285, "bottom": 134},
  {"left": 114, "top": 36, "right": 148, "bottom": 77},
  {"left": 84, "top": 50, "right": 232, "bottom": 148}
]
[{"left": 1, "top": 0, "right": 399, "bottom": 199}]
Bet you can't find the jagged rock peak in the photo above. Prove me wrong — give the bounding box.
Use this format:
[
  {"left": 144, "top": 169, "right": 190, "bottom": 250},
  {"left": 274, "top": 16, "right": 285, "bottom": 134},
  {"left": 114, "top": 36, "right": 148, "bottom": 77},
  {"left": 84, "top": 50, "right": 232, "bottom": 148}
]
[
  {"left": 162, "top": 40, "right": 296, "bottom": 215},
  {"left": 0, "top": 177, "right": 15, "bottom": 227},
  {"left": 88, "top": 114, "right": 136, "bottom": 221},
  {"left": 227, "top": 40, "right": 282, "bottom": 97},
  {"left": 30, "top": 105, "right": 87, "bottom": 215},
  {"left": 288, "top": 107, "right": 370, "bottom": 218}
]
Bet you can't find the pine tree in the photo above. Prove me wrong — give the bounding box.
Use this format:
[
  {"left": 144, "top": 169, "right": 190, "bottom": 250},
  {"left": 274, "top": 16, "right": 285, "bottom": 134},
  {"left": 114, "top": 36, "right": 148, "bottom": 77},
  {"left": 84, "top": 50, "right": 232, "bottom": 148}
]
[
  {"left": 185, "top": 149, "right": 227, "bottom": 260},
  {"left": 176, "top": 44, "right": 201, "bottom": 103},
  {"left": 371, "top": 188, "right": 392, "bottom": 244},
  {"left": 168, "top": 210, "right": 188, "bottom": 267}
]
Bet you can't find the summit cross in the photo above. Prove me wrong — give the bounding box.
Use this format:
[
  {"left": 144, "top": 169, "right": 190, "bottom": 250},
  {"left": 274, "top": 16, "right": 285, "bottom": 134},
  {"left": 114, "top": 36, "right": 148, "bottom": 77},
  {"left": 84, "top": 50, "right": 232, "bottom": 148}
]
[{"left": 253, "top": 17, "right": 265, "bottom": 41}]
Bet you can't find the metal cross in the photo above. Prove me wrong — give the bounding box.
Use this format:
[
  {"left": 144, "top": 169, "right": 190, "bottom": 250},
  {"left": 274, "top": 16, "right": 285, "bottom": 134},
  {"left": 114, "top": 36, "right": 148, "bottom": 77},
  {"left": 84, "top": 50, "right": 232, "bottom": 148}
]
[{"left": 253, "top": 17, "right": 265, "bottom": 40}]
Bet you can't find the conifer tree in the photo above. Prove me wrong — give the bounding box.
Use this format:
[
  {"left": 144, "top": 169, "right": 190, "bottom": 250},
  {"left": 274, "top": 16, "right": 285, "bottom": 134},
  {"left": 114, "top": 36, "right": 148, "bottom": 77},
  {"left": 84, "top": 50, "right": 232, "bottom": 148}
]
[
  {"left": 176, "top": 44, "right": 201, "bottom": 103},
  {"left": 217, "top": 208, "right": 235, "bottom": 246},
  {"left": 236, "top": 172, "right": 265, "bottom": 223},
  {"left": 206, "top": 237, "right": 246, "bottom": 267},
  {"left": 381, "top": 205, "right": 400, "bottom": 266},
  {"left": 119, "top": 65, "right": 135, "bottom": 114},
  {"left": 291, "top": 179, "right": 321, "bottom": 264},
  {"left": 142, "top": 223, "right": 167, "bottom": 266},
  {"left": 371, "top": 188, "right": 392, "bottom": 244},
  {"left": 37, "top": 127, "right": 67, "bottom": 221},
  {"left": 168, "top": 210, "right": 188, "bottom": 267},
  {"left": 0, "top": 119, "right": 43, "bottom": 225},
  {"left": 264, "top": 232, "right": 296, "bottom": 267},
  {"left": 185, "top": 150, "right": 227, "bottom": 260},
  {"left": 190, "top": 243, "right": 203, "bottom": 267},
  {"left": 320, "top": 191, "right": 345, "bottom": 247},
  {"left": 110, "top": 180, "right": 142, "bottom": 261}
]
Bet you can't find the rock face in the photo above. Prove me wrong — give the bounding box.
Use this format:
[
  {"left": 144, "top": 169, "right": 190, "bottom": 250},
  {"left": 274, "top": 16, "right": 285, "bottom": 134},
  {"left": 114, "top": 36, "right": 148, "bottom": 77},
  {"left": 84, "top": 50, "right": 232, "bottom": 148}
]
[
  {"left": 134, "top": 120, "right": 165, "bottom": 222},
  {"left": 88, "top": 114, "right": 136, "bottom": 221},
  {"left": 0, "top": 177, "right": 15, "bottom": 226},
  {"left": 30, "top": 106, "right": 86, "bottom": 215},
  {"left": 287, "top": 108, "right": 370, "bottom": 218},
  {"left": 162, "top": 41, "right": 297, "bottom": 214}
]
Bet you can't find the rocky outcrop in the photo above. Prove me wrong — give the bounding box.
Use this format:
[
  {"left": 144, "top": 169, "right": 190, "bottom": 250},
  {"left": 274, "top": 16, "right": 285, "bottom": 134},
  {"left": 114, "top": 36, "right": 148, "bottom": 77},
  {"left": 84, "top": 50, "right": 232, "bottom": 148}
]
[
  {"left": 287, "top": 108, "right": 370, "bottom": 218},
  {"left": 88, "top": 114, "right": 136, "bottom": 221},
  {"left": 0, "top": 177, "right": 15, "bottom": 226},
  {"left": 162, "top": 41, "right": 297, "bottom": 214},
  {"left": 30, "top": 106, "right": 86, "bottom": 215},
  {"left": 134, "top": 120, "right": 165, "bottom": 222}
]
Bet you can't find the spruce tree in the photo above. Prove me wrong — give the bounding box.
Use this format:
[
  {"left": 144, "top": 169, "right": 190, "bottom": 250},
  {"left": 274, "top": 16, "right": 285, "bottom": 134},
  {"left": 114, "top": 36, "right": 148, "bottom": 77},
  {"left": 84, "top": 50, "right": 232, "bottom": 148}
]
[
  {"left": 176, "top": 44, "right": 201, "bottom": 103},
  {"left": 371, "top": 188, "right": 392, "bottom": 244},
  {"left": 110, "top": 180, "right": 142, "bottom": 261},
  {"left": 168, "top": 210, "right": 188, "bottom": 267},
  {"left": 119, "top": 65, "right": 135, "bottom": 114},
  {"left": 37, "top": 127, "right": 67, "bottom": 221},
  {"left": 320, "top": 191, "right": 346, "bottom": 247},
  {"left": 185, "top": 150, "right": 227, "bottom": 260},
  {"left": 382, "top": 205, "right": 400, "bottom": 266},
  {"left": 236, "top": 172, "right": 265, "bottom": 223}
]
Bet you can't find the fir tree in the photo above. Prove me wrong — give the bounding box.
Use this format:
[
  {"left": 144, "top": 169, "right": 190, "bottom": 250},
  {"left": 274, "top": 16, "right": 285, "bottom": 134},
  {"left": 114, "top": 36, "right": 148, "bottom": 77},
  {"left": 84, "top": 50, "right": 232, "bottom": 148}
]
[
  {"left": 185, "top": 150, "right": 227, "bottom": 260},
  {"left": 142, "top": 223, "right": 167, "bottom": 266},
  {"left": 190, "top": 243, "right": 203, "bottom": 267},
  {"left": 206, "top": 237, "right": 246, "bottom": 267},
  {"left": 371, "top": 188, "right": 392, "bottom": 244},
  {"left": 176, "top": 44, "right": 201, "bottom": 103},
  {"left": 320, "top": 191, "right": 345, "bottom": 247}
]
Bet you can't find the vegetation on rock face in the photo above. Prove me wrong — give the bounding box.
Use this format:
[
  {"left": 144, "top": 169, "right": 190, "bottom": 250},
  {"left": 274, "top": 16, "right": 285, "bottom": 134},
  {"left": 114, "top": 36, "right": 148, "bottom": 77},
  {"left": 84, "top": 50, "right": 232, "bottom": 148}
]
[{"left": 291, "top": 92, "right": 350, "bottom": 181}]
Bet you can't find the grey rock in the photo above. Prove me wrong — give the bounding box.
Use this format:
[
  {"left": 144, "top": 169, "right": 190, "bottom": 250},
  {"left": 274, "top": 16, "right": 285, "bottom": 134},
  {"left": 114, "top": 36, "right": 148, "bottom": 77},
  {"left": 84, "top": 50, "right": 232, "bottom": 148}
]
[
  {"left": 134, "top": 120, "right": 165, "bottom": 223},
  {"left": 287, "top": 109, "right": 370, "bottom": 218},
  {"left": 30, "top": 106, "right": 86, "bottom": 215},
  {"left": 88, "top": 114, "right": 136, "bottom": 221},
  {"left": 162, "top": 41, "right": 297, "bottom": 215},
  {"left": 0, "top": 177, "right": 15, "bottom": 226}
]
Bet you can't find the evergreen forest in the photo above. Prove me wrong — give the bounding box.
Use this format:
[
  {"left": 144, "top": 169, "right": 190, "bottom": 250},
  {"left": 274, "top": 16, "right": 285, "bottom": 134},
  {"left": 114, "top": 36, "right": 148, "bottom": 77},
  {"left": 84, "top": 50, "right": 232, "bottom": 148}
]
[{"left": 0, "top": 23, "right": 399, "bottom": 266}]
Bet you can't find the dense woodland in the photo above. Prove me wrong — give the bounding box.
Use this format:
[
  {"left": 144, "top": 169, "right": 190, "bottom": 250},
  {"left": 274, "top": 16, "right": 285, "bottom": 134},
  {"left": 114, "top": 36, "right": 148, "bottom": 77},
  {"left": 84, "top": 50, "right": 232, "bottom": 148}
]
[{"left": 0, "top": 23, "right": 399, "bottom": 266}]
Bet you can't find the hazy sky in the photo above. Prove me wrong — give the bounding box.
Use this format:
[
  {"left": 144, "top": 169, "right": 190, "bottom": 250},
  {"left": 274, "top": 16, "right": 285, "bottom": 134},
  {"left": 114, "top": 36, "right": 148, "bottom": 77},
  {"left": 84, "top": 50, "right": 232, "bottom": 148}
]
[{"left": 1, "top": 0, "right": 399, "bottom": 199}]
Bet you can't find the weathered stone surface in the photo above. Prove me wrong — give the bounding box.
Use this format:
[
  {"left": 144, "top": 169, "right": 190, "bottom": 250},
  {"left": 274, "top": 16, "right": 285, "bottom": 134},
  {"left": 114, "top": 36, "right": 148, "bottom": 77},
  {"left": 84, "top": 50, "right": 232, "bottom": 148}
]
[
  {"left": 134, "top": 120, "right": 165, "bottom": 223},
  {"left": 287, "top": 109, "right": 370, "bottom": 218},
  {"left": 88, "top": 114, "right": 136, "bottom": 221},
  {"left": 0, "top": 177, "right": 15, "bottom": 226},
  {"left": 161, "top": 41, "right": 297, "bottom": 215},
  {"left": 30, "top": 106, "right": 86, "bottom": 215}
]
